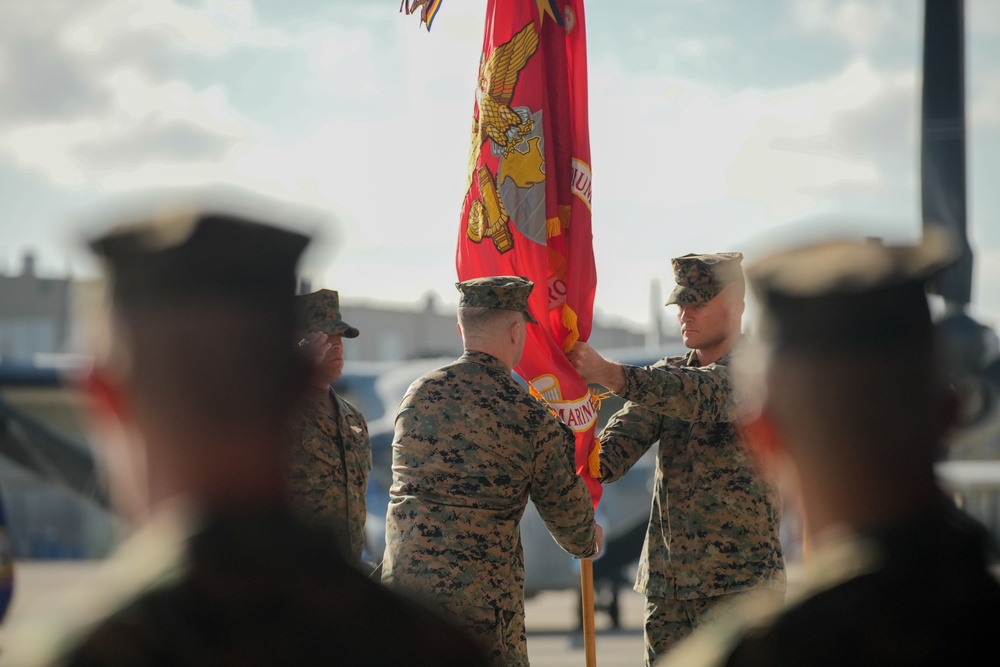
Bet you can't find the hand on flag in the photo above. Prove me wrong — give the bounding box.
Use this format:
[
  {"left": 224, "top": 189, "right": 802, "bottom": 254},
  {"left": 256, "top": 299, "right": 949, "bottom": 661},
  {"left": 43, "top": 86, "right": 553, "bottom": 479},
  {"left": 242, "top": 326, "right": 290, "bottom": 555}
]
[{"left": 567, "top": 342, "right": 625, "bottom": 394}]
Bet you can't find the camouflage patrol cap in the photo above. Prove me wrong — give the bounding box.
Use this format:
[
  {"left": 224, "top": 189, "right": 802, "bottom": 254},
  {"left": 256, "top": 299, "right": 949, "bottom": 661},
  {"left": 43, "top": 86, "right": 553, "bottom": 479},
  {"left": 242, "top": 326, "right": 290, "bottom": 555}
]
[
  {"left": 455, "top": 276, "right": 538, "bottom": 323},
  {"left": 748, "top": 233, "right": 955, "bottom": 354},
  {"left": 665, "top": 252, "right": 745, "bottom": 306},
  {"left": 295, "top": 289, "right": 359, "bottom": 338},
  {"left": 89, "top": 212, "right": 308, "bottom": 308}
]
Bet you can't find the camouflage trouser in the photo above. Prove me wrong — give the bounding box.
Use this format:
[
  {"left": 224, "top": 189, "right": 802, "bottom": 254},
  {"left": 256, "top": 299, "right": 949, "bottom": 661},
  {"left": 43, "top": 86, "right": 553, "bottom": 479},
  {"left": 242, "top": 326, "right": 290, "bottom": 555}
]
[
  {"left": 644, "top": 589, "right": 784, "bottom": 666},
  {"left": 441, "top": 603, "right": 527, "bottom": 667}
]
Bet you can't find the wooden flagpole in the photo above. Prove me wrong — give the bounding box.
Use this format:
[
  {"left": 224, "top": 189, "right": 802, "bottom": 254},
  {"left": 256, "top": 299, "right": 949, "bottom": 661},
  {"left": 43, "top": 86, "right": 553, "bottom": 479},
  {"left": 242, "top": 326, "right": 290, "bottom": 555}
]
[{"left": 581, "top": 559, "right": 597, "bottom": 666}]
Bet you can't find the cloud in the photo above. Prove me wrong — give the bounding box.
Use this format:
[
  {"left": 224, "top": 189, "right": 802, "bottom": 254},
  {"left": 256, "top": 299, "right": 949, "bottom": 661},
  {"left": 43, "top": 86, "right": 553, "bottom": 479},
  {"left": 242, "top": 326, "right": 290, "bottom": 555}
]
[
  {"left": 4, "top": 122, "right": 103, "bottom": 187},
  {"left": 65, "top": 0, "right": 288, "bottom": 56},
  {"left": 791, "top": 0, "right": 914, "bottom": 51},
  {"left": 72, "top": 115, "right": 237, "bottom": 172},
  {"left": 728, "top": 59, "right": 919, "bottom": 221},
  {"left": 0, "top": 0, "right": 997, "bottom": 333},
  {"left": 0, "top": 0, "right": 286, "bottom": 187},
  {"left": 2, "top": 68, "right": 246, "bottom": 186},
  {"left": 969, "top": 0, "right": 1000, "bottom": 37},
  {"left": 571, "top": 51, "right": 941, "bottom": 328},
  {"left": 970, "top": 78, "right": 1000, "bottom": 128},
  {"left": 968, "top": 0, "right": 1000, "bottom": 129},
  {"left": 589, "top": 57, "right": 913, "bottom": 227},
  {"left": 0, "top": 2, "right": 113, "bottom": 125}
]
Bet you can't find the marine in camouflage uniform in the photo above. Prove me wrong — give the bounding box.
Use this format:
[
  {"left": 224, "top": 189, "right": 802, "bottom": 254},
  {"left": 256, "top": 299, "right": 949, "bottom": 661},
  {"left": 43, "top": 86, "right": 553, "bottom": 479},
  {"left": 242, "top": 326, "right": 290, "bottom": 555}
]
[
  {"left": 1, "top": 212, "right": 488, "bottom": 667},
  {"left": 569, "top": 253, "right": 785, "bottom": 666},
  {"left": 661, "top": 236, "right": 1000, "bottom": 666},
  {"left": 289, "top": 289, "right": 371, "bottom": 564},
  {"left": 382, "top": 276, "right": 599, "bottom": 667}
]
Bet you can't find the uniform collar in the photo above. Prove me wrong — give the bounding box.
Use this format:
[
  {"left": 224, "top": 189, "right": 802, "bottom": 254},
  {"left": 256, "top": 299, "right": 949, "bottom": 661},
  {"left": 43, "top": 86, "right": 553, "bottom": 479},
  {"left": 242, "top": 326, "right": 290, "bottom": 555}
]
[
  {"left": 685, "top": 335, "right": 744, "bottom": 367},
  {"left": 460, "top": 349, "right": 511, "bottom": 374}
]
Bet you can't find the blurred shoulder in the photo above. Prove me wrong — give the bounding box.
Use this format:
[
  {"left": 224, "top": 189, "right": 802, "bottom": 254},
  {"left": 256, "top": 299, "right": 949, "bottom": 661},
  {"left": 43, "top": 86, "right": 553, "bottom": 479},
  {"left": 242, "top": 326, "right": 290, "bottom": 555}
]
[{"left": 658, "top": 588, "right": 786, "bottom": 667}]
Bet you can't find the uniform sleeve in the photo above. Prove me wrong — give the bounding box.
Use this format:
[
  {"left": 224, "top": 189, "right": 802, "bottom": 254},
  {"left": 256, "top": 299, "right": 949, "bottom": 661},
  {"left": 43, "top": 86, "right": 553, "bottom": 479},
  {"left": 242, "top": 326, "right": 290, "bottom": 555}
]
[
  {"left": 617, "top": 361, "right": 736, "bottom": 423},
  {"left": 597, "top": 400, "right": 663, "bottom": 483},
  {"left": 528, "top": 411, "right": 597, "bottom": 559}
]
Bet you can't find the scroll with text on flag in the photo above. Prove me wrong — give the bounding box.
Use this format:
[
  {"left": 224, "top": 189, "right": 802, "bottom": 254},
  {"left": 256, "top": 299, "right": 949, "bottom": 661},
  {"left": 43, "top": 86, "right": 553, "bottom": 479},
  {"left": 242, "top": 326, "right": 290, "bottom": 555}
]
[{"left": 457, "top": 0, "right": 601, "bottom": 508}]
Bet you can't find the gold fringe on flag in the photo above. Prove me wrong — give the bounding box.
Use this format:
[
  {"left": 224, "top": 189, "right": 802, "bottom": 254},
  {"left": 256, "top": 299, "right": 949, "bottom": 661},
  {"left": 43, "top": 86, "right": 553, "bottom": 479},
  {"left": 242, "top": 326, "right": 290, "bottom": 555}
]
[
  {"left": 561, "top": 304, "right": 580, "bottom": 352},
  {"left": 528, "top": 382, "right": 561, "bottom": 420},
  {"left": 559, "top": 204, "right": 571, "bottom": 230},
  {"left": 548, "top": 205, "right": 572, "bottom": 238},
  {"left": 589, "top": 388, "right": 611, "bottom": 411},
  {"left": 528, "top": 383, "right": 544, "bottom": 401},
  {"left": 588, "top": 436, "right": 602, "bottom": 479},
  {"left": 546, "top": 216, "right": 562, "bottom": 238}
]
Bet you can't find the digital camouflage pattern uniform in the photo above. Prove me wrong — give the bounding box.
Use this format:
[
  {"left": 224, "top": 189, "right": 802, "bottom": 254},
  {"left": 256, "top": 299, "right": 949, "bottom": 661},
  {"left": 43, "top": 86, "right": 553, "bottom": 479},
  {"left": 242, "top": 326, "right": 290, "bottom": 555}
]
[
  {"left": 382, "top": 277, "right": 597, "bottom": 667},
  {"left": 289, "top": 289, "right": 371, "bottom": 563},
  {"left": 288, "top": 389, "right": 370, "bottom": 562},
  {"left": 599, "top": 253, "right": 785, "bottom": 665}
]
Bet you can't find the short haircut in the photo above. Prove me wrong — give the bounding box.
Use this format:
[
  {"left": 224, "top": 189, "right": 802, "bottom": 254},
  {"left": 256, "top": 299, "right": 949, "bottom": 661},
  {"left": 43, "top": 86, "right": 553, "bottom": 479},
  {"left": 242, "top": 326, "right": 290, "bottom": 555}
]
[{"left": 457, "top": 306, "right": 524, "bottom": 335}]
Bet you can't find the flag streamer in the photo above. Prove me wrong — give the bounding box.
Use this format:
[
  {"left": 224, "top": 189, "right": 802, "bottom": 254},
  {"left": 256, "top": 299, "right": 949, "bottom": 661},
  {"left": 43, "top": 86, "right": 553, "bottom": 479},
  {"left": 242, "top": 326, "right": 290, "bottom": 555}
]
[{"left": 400, "top": 0, "right": 442, "bottom": 32}]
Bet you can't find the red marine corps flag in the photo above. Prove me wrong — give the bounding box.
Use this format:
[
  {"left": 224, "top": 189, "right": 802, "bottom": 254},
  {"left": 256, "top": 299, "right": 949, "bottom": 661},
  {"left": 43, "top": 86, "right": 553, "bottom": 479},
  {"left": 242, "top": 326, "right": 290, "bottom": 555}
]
[{"left": 457, "top": 0, "right": 601, "bottom": 509}]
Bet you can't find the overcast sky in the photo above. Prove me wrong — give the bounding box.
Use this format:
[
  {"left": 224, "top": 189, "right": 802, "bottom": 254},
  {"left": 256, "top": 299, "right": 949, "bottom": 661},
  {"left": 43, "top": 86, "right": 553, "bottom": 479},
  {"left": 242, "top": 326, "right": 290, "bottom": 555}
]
[{"left": 1, "top": 0, "right": 998, "bottom": 333}]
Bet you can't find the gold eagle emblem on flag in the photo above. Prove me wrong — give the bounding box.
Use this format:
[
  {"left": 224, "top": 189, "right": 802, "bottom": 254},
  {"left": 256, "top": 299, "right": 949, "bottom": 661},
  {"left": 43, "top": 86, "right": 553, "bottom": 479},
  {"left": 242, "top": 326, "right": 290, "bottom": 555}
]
[
  {"left": 475, "top": 21, "right": 540, "bottom": 158},
  {"left": 465, "top": 21, "right": 542, "bottom": 254}
]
